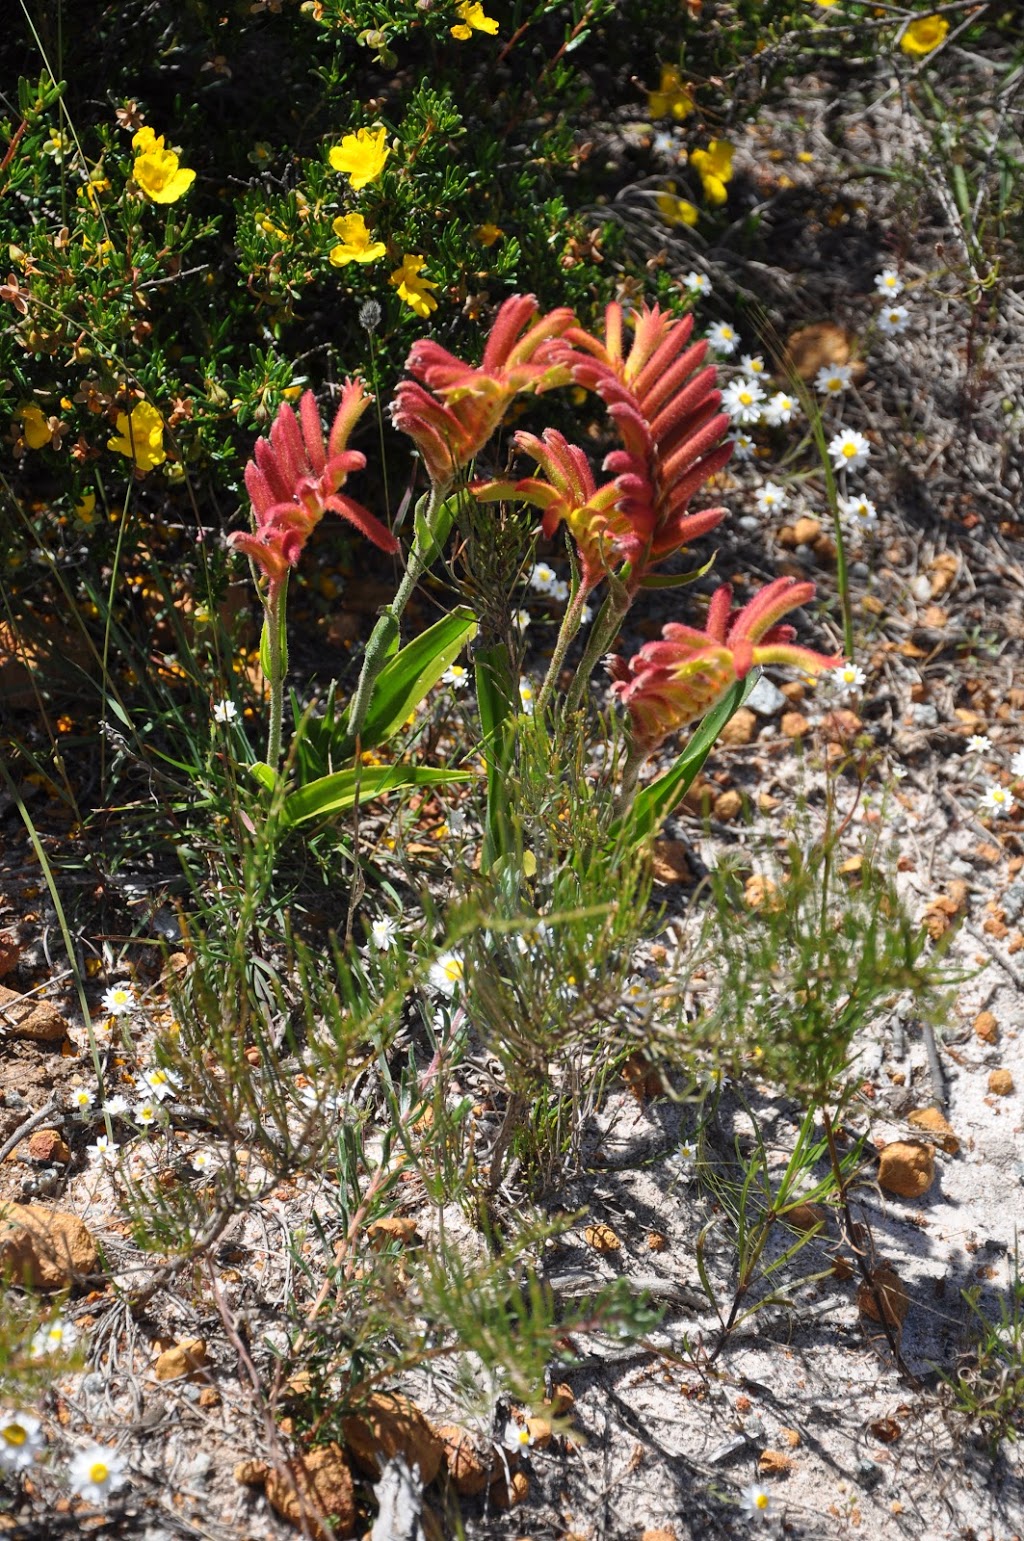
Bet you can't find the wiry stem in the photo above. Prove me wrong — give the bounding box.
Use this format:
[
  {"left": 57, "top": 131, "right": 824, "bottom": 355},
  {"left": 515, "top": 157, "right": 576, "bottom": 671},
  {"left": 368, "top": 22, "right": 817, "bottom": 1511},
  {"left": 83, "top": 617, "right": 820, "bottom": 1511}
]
[
  {"left": 537, "top": 581, "right": 592, "bottom": 713},
  {"left": 563, "top": 580, "right": 631, "bottom": 715},
  {"left": 264, "top": 575, "right": 288, "bottom": 771}
]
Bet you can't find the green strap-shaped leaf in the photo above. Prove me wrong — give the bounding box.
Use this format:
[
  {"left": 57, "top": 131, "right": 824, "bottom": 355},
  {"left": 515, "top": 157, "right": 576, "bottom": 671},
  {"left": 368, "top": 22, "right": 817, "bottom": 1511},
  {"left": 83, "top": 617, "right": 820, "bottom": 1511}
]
[
  {"left": 347, "top": 606, "right": 477, "bottom": 756},
  {"left": 609, "top": 672, "right": 759, "bottom": 851},
  {"left": 474, "top": 642, "right": 519, "bottom": 872},
  {"left": 636, "top": 551, "right": 717, "bottom": 590},
  {"left": 283, "top": 763, "right": 477, "bottom": 826}
]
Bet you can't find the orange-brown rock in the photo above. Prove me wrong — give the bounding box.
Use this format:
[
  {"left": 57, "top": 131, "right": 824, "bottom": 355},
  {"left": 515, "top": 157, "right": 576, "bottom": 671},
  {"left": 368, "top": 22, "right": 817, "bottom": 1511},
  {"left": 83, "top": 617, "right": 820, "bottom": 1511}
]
[
  {"left": 820, "top": 708, "right": 863, "bottom": 743},
  {"left": 907, "top": 1107, "right": 959, "bottom": 1155},
  {"left": 0, "top": 931, "right": 21, "bottom": 976},
  {"left": 341, "top": 1392, "right": 443, "bottom": 1485},
  {"left": 436, "top": 1425, "right": 494, "bottom": 1497},
  {"left": 780, "top": 711, "right": 810, "bottom": 739},
  {"left": 713, "top": 789, "right": 743, "bottom": 823},
  {"left": 0, "top": 1203, "right": 98, "bottom": 1289},
  {"left": 780, "top": 1427, "right": 801, "bottom": 1448},
  {"left": 153, "top": 1338, "right": 207, "bottom": 1381},
  {"left": 490, "top": 1468, "right": 529, "bottom": 1511},
  {"left": 642, "top": 1531, "right": 678, "bottom": 1541},
  {"left": 988, "top": 1069, "right": 1014, "bottom": 1097},
  {"left": 526, "top": 1416, "right": 553, "bottom": 1450},
  {"left": 719, "top": 707, "right": 757, "bottom": 747},
  {"left": 857, "top": 1264, "right": 909, "bottom": 1328},
  {"left": 265, "top": 1443, "right": 355, "bottom": 1540},
  {"left": 792, "top": 517, "right": 822, "bottom": 546},
  {"left": 585, "top": 1223, "right": 622, "bottom": 1253},
  {"left": 973, "top": 1010, "right": 999, "bottom": 1044},
  {"left": 234, "top": 1459, "right": 270, "bottom": 1485},
  {"left": 758, "top": 1449, "right": 793, "bottom": 1475},
  {"left": 647, "top": 1231, "right": 667, "bottom": 1252},
  {"left": 26, "top": 1130, "right": 70, "bottom": 1165},
  {"left": 785, "top": 1203, "right": 827, "bottom": 1232},
  {"left": 367, "top": 1217, "right": 419, "bottom": 1249},
  {"left": 545, "top": 1383, "right": 575, "bottom": 1417},
  {"left": 650, "top": 841, "right": 694, "bottom": 885},
  {"left": 0, "top": 984, "right": 69, "bottom": 1043},
  {"left": 783, "top": 321, "right": 854, "bottom": 381},
  {"left": 877, "top": 1140, "right": 935, "bottom": 1199}
]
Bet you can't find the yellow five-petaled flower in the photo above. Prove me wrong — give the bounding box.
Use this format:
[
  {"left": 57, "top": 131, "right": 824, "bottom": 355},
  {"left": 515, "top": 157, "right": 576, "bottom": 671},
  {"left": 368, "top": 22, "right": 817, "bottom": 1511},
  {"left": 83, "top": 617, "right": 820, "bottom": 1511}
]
[
  {"left": 390, "top": 254, "right": 439, "bottom": 318},
  {"left": 690, "top": 139, "right": 734, "bottom": 205},
  {"left": 329, "top": 212, "right": 387, "bottom": 267},
  {"left": 131, "top": 126, "right": 196, "bottom": 205},
  {"left": 328, "top": 126, "right": 391, "bottom": 191},
  {"left": 900, "top": 14, "right": 949, "bottom": 55},
  {"left": 108, "top": 400, "right": 167, "bottom": 473},
  {"left": 451, "top": 1, "right": 498, "bottom": 40},
  {"left": 647, "top": 64, "right": 694, "bottom": 121}
]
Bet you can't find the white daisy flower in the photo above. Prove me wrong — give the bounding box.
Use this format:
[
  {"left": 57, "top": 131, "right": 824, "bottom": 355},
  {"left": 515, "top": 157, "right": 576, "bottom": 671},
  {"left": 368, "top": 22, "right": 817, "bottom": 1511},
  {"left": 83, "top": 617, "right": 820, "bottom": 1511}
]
[
  {"left": 88, "top": 1135, "right": 118, "bottom": 1164},
  {"left": 445, "top": 806, "right": 467, "bottom": 835},
  {"left": 706, "top": 321, "right": 739, "bottom": 356},
  {"left": 519, "top": 678, "right": 536, "bottom": 716},
  {"left": 191, "top": 1149, "right": 213, "bottom": 1174},
  {"left": 369, "top": 916, "right": 398, "bottom": 951},
  {"left": 1011, "top": 749, "right": 1024, "bottom": 779},
  {"left": 683, "top": 270, "right": 712, "bottom": 297},
  {"left": 739, "top": 353, "right": 767, "bottom": 379},
  {"left": 101, "top": 985, "right": 136, "bottom": 1017},
  {"left": 755, "top": 481, "right": 788, "bottom": 514},
  {"left": 667, "top": 1140, "right": 698, "bottom": 1176},
  {"left": 652, "top": 131, "right": 677, "bottom": 159},
  {"left": 502, "top": 1421, "right": 534, "bottom": 1452},
  {"left": 874, "top": 268, "right": 904, "bottom": 297},
  {"left": 529, "top": 562, "right": 557, "bottom": 593},
  {"left": 740, "top": 1482, "right": 773, "bottom": 1520},
  {"left": 70, "top": 1086, "right": 95, "bottom": 1115},
  {"left": 212, "top": 700, "right": 238, "bottom": 724},
  {"left": 428, "top": 950, "right": 465, "bottom": 998},
  {"left": 515, "top": 608, "right": 531, "bottom": 630},
  {"left": 721, "top": 378, "right": 766, "bottom": 424},
  {"left": 965, "top": 734, "right": 991, "bottom": 755},
  {"left": 549, "top": 579, "right": 570, "bottom": 603},
  {"left": 890, "top": 763, "right": 908, "bottom": 781},
  {"left": 838, "top": 492, "right": 878, "bottom": 529},
  {"left": 813, "top": 363, "right": 852, "bottom": 396},
  {"left": 763, "top": 390, "right": 799, "bottom": 426},
  {"left": 134, "top": 1099, "right": 159, "bottom": 1129},
  {"left": 729, "top": 432, "right": 756, "bottom": 461},
  {"left": 580, "top": 604, "right": 594, "bottom": 625},
  {"left": 832, "top": 661, "right": 866, "bottom": 694},
  {"left": 68, "top": 1444, "right": 128, "bottom": 1505},
  {"left": 980, "top": 784, "right": 1015, "bottom": 818},
  {"left": 441, "top": 663, "right": 469, "bottom": 689},
  {"left": 103, "top": 1094, "right": 129, "bottom": 1117},
  {"left": 0, "top": 1410, "right": 45, "bottom": 1472},
  {"left": 140, "top": 1068, "right": 178, "bottom": 1103},
  {"left": 30, "top": 1317, "right": 78, "bottom": 1359},
  {"left": 828, "top": 428, "right": 871, "bottom": 472},
  {"left": 877, "top": 303, "right": 910, "bottom": 335}
]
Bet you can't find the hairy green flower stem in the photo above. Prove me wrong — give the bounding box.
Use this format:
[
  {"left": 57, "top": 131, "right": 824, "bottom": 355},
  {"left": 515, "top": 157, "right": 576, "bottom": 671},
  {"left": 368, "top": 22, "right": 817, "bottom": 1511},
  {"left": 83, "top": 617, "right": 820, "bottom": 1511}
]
[
  {"left": 562, "top": 576, "right": 632, "bottom": 716},
  {"left": 346, "top": 482, "right": 446, "bottom": 742},
  {"left": 263, "top": 574, "right": 288, "bottom": 770},
  {"left": 536, "top": 579, "right": 592, "bottom": 714}
]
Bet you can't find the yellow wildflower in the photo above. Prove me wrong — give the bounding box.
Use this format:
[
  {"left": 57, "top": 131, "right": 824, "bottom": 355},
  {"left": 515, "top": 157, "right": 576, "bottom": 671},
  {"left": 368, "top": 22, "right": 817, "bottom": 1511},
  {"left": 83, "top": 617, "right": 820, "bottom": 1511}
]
[
  {"left": 656, "top": 188, "right": 699, "bottom": 228},
  {"left": 451, "top": 1, "right": 499, "bottom": 39},
  {"left": 20, "top": 405, "right": 56, "bottom": 450},
  {"left": 328, "top": 126, "right": 390, "bottom": 191},
  {"left": 329, "top": 212, "right": 387, "bottom": 266},
  {"left": 812, "top": 0, "right": 838, "bottom": 6},
  {"left": 648, "top": 65, "right": 694, "bottom": 121},
  {"left": 474, "top": 223, "right": 503, "bottom": 247},
  {"left": 690, "top": 139, "right": 734, "bottom": 205},
  {"left": 390, "top": 254, "right": 439, "bottom": 318},
  {"left": 107, "top": 400, "right": 167, "bottom": 473},
  {"left": 131, "top": 127, "right": 196, "bottom": 204},
  {"left": 78, "top": 173, "right": 111, "bottom": 213},
  {"left": 74, "top": 491, "right": 99, "bottom": 527},
  {"left": 900, "top": 14, "right": 949, "bottom": 55}
]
